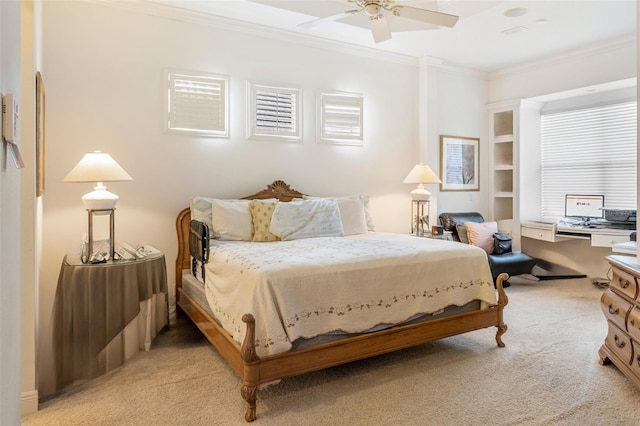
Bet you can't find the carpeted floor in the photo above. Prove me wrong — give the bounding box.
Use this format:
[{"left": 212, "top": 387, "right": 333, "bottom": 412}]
[{"left": 22, "top": 277, "right": 640, "bottom": 425}]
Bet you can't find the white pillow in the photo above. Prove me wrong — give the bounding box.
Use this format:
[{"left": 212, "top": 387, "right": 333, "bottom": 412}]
[
  {"left": 270, "top": 199, "right": 344, "bottom": 241},
  {"left": 210, "top": 199, "right": 253, "bottom": 241},
  {"left": 336, "top": 196, "right": 368, "bottom": 235},
  {"left": 303, "top": 195, "right": 370, "bottom": 235},
  {"left": 359, "top": 195, "right": 375, "bottom": 231}
]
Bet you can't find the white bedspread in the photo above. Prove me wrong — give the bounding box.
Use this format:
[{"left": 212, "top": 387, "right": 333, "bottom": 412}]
[{"left": 204, "top": 232, "right": 496, "bottom": 357}]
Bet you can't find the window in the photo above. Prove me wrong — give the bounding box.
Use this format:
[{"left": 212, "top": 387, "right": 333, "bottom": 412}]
[
  {"left": 541, "top": 101, "right": 637, "bottom": 219},
  {"left": 164, "top": 70, "right": 229, "bottom": 138},
  {"left": 318, "top": 92, "right": 363, "bottom": 145},
  {"left": 248, "top": 82, "right": 301, "bottom": 141}
]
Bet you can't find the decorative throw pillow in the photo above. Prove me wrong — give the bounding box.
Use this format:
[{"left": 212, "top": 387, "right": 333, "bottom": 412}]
[
  {"left": 464, "top": 221, "right": 498, "bottom": 254},
  {"left": 456, "top": 223, "right": 469, "bottom": 244},
  {"left": 303, "top": 195, "right": 369, "bottom": 235},
  {"left": 190, "top": 197, "right": 213, "bottom": 230},
  {"left": 270, "top": 199, "right": 344, "bottom": 241},
  {"left": 210, "top": 199, "right": 253, "bottom": 241},
  {"left": 249, "top": 200, "right": 280, "bottom": 242}
]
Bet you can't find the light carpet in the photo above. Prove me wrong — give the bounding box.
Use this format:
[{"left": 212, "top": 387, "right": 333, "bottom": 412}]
[{"left": 22, "top": 277, "right": 640, "bottom": 425}]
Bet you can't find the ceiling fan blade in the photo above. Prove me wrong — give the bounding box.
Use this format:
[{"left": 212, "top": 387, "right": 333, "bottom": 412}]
[
  {"left": 392, "top": 6, "right": 459, "bottom": 28},
  {"left": 299, "top": 9, "right": 360, "bottom": 29},
  {"left": 369, "top": 15, "right": 391, "bottom": 44}
]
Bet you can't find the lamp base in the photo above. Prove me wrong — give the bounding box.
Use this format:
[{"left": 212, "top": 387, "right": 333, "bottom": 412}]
[
  {"left": 82, "top": 184, "right": 119, "bottom": 211},
  {"left": 410, "top": 184, "right": 431, "bottom": 201}
]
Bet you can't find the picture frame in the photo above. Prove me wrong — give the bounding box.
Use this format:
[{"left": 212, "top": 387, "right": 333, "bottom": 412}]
[
  {"left": 36, "top": 71, "right": 46, "bottom": 196},
  {"left": 439, "top": 135, "right": 479, "bottom": 192}
]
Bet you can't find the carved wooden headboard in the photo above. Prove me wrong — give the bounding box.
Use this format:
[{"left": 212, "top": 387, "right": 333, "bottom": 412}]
[{"left": 175, "top": 180, "right": 305, "bottom": 290}]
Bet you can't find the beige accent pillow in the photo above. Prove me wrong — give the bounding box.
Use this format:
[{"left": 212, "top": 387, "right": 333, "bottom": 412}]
[
  {"left": 249, "top": 200, "right": 280, "bottom": 242},
  {"left": 464, "top": 221, "right": 498, "bottom": 254}
]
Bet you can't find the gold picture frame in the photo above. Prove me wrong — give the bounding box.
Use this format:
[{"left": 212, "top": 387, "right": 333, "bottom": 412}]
[
  {"left": 36, "top": 71, "right": 45, "bottom": 196},
  {"left": 439, "top": 135, "right": 479, "bottom": 192}
]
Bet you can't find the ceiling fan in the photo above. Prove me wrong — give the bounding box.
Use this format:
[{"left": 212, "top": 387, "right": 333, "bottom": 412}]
[{"left": 299, "top": 0, "right": 459, "bottom": 43}]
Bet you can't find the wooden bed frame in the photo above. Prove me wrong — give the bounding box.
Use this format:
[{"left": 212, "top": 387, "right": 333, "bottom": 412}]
[{"left": 175, "top": 180, "right": 509, "bottom": 422}]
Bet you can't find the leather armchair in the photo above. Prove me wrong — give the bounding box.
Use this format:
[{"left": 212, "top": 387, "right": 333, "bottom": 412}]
[{"left": 439, "top": 212, "right": 537, "bottom": 287}]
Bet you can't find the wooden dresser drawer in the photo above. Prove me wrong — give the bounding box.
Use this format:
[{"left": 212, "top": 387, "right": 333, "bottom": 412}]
[
  {"left": 604, "top": 322, "right": 633, "bottom": 365},
  {"left": 601, "top": 290, "right": 631, "bottom": 331},
  {"left": 627, "top": 307, "right": 640, "bottom": 342},
  {"left": 610, "top": 267, "right": 638, "bottom": 301},
  {"left": 630, "top": 340, "right": 640, "bottom": 377}
]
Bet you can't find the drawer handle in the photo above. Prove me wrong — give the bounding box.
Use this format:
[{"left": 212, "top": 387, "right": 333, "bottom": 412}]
[
  {"left": 609, "top": 304, "right": 619, "bottom": 315},
  {"left": 618, "top": 278, "right": 630, "bottom": 289},
  {"left": 614, "top": 335, "right": 626, "bottom": 348},
  {"left": 631, "top": 319, "right": 636, "bottom": 327}
]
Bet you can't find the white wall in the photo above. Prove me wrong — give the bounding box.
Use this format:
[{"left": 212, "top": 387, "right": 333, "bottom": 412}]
[
  {"left": 428, "top": 65, "right": 489, "bottom": 217},
  {"left": 1, "top": 1, "right": 25, "bottom": 424},
  {"left": 38, "top": 1, "right": 426, "bottom": 396}
]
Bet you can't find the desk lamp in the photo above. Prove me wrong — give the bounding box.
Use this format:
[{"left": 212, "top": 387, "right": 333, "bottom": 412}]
[{"left": 63, "top": 151, "right": 133, "bottom": 261}]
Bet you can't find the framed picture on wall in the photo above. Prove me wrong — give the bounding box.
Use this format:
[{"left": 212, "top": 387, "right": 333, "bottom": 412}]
[
  {"left": 439, "top": 135, "right": 479, "bottom": 191},
  {"left": 36, "top": 71, "right": 46, "bottom": 196}
]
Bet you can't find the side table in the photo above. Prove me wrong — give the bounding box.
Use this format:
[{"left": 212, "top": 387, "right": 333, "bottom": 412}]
[{"left": 52, "top": 250, "right": 169, "bottom": 392}]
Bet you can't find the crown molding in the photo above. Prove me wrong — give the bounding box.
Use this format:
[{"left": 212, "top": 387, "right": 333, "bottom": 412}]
[
  {"left": 87, "top": 0, "right": 419, "bottom": 67},
  {"left": 488, "top": 35, "right": 637, "bottom": 80}
]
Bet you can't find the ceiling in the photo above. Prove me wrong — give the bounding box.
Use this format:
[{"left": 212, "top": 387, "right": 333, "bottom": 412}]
[{"left": 142, "top": 0, "right": 637, "bottom": 72}]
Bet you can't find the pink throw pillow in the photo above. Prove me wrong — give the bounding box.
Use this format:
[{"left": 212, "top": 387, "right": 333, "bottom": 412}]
[{"left": 464, "top": 221, "right": 498, "bottom": 254}]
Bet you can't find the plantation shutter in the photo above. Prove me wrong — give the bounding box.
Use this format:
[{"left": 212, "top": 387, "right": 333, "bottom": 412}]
[
  {"left": 249, "top": 83, "right": 301, "bottom": 141},
  {"left": 319, "top": 93, "right": 363, "bottom": 144},
  {"left": 166, "top": 71, "right": 229, "bottom": 137}
]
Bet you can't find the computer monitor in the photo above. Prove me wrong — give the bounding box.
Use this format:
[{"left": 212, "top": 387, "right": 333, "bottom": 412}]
[{"left": 565, "top": 194, "right": 605, "bottom": 219}]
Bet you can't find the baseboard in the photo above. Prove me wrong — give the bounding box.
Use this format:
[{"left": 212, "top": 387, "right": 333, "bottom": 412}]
[{"left": 21, "top": 390, "right": 38, "bottom": 415}]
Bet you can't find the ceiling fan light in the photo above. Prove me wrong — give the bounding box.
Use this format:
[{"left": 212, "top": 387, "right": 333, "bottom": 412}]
[{"left": 365, "top": 4, "right": 381, "bottom": 16}]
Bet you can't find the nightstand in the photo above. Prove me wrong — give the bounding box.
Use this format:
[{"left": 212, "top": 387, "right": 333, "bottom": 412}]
[{"left": 53, "top": 250, "right": 168, "bottom": 392}]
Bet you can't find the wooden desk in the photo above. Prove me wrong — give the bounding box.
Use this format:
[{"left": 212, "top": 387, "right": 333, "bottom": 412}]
[{"left": 53, "top": 252, "right": 168, "bottom": 392}]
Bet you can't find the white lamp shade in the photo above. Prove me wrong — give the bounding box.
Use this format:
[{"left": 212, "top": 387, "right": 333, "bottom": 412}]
[
  {"left": 63, "top": 151, "right": 133, "bottom": 211},
  {"left": 63, "top": 151, "right": 133, "bottom": 183},
  {"left": 403, "top": 163, "right": 441, "bottom": 200}
]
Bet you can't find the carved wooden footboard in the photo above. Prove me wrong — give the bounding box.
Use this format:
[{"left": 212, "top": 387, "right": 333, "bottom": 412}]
[{"left": 176, "top": 181, "right": 509, "bottom": 422}]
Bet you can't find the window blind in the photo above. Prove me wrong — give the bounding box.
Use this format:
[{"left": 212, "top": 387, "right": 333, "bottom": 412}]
[
  {"left": 166, "top": 71, "right": 228, "bottom": 137},
  {"left": 319, "top": 93, "right": 363, "bottom": 144},
  {"left": 249, "top": 83, "right": 301, "bottom": 141},
  {"left": 541, "top": 101, "right": 637, "bottom": 219}
]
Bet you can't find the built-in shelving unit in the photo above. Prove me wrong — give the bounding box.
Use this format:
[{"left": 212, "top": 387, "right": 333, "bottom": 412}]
[
  {"left": 487, "top": 100, "right": 543, "bottom": 252},
  {"left": 488, "top": 103, "right": 518, "bottom": 249}
]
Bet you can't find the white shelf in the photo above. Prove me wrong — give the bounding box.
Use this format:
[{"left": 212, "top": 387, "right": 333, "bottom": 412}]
[{"left": 494, "top": 135, "right": 514, "bottom": 143}]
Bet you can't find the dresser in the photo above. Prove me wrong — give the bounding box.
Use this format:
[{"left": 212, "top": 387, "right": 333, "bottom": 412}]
[{"left": 599, "top": 255, "right": 640, "bottom": 389}]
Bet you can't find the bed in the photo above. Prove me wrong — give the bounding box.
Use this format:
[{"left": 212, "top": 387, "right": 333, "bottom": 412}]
[{"left": 175, "top": 180, "right": 509, "bottom": 422}]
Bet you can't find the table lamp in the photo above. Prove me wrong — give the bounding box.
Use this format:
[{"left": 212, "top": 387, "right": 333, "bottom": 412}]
[
  {"left": 63, "top": 151, "right": 133, "bottom": 210},
  {"left": 63, "top": 151, "right": 133, "bottom": 262},
  {"left": 403, "top": 163, "right": 441, "bottom": 200}
]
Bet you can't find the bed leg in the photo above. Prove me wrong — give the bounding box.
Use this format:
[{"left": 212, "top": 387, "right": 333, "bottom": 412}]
[
  {"left": 494, "top": 273, "right": 510, "bottom": 348},
  {"left": 241, "top": 314, "right": 260, "bottom": 422}
]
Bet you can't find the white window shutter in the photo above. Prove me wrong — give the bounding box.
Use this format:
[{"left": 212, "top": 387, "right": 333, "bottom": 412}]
[
  {"left": 541, "top": 101, "right": 637, "bottom": 219},
  {"left": 248, "top": 82, "right": 301, "bottom": 141},
  {"left": 165, "top": 70, "right": 229, "bottom": 138},
  {"left": 318, "top": 92, "right": 363, "bottom": 145}
]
